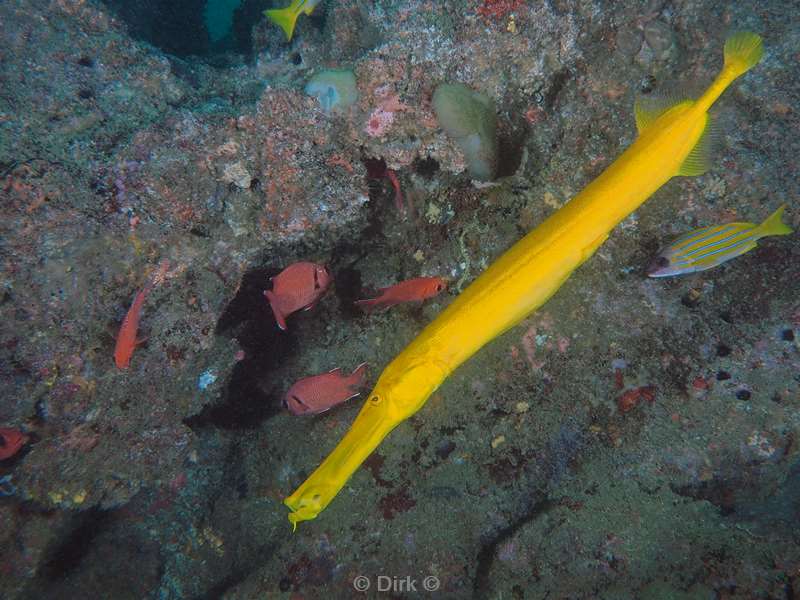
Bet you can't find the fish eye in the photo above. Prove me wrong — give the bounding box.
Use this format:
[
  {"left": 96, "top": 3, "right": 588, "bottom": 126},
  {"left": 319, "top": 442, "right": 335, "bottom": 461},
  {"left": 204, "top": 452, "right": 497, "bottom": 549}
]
[
  {"left": 370, "top": 395, "right": 381, "bottom": 405},
  {"left": 656, "top": 256, "right": 669, "bottom": 268},
  {"left": 435, "top": 283, "right": 443, "bottom": 292}
]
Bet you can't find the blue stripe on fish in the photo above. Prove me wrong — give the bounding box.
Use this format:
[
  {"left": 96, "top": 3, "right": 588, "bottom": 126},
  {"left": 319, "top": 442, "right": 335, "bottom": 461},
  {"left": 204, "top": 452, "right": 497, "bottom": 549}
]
[
  {"left": 679, "top": 226, "right": 754, "bottom": 259},
  {"left": 672, "top": 224, "right": 737, "bottom": 254},
  {"left": 673, "top": 235, "right": 755, "bottom": 266},
  {"left": 686, "top": 235, "right": 756, "bottom": 261}
]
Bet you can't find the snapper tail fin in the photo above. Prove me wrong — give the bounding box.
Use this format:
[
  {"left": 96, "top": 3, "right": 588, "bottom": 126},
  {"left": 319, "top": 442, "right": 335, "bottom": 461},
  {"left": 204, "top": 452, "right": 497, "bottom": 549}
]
[
  {"left": 264, "top": 7, "right": 298, "bottom": 41},
  {"left": 723, "top": 32, "right": 764, "bottom": 78},
  {"left": 757, "top": 204, "right": 792, "bottom": 237}
]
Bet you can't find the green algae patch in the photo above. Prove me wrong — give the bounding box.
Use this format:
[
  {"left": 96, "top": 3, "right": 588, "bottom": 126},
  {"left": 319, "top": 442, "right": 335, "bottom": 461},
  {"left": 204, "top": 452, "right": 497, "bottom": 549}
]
[
  {"left": 305, "top": 69, "right": 358, "bottom": 113},
  {"left": 432, "top": 83, "right": 498, "bottom": 181}
]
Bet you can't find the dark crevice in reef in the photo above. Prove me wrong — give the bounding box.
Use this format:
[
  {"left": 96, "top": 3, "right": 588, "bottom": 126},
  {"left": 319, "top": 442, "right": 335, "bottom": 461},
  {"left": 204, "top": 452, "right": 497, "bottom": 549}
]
[
  {"left": 185, "top": 266, "right": 294, "bottom": 431},
  {"left": 495, "top": 123, "right": 527, "bottom": 179},
  {"left": 39, "top": 507, "right": 114, "bottom": 581},
  {"left": 544, "top": 68, "right": 572, "bottom": 112},
  {"left": 413, "top": 155, "right": 440, "bottom": 178},
  {"left": 472, "top": 497, "right": 555, "bottom": 597},
  {"left": 101, "top": 0, "right": 292, "bottom": 60},
  {"left": 231, "top": 0, "right": 273, "bottom": 56},
  {"left": 332, "top": 264, "right": 364, "bottom": 321},
  {"left": 671, "top": 479, "right": 738, "bottom": 516},
  {"left": 102, "top": 0, "right": 211, "bottom": 58}
]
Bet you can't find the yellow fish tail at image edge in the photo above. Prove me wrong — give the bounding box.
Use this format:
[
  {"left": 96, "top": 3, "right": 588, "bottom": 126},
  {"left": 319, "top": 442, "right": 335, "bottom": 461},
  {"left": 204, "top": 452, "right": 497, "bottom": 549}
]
[{"left": 284, "top": 32, "right": 765, "bottom": 528}]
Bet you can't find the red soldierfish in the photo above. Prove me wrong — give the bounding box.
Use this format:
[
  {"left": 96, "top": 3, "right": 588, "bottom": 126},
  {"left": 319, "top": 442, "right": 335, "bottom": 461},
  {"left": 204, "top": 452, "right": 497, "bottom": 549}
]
[
  {"left": 114, "top": 261, "right": 169, "bottom": 369},
  {"left": 284, "top": 363, "right": 368, "bottom": 415},
  {"left": 264, "top": 262, "right": 332, "bottom": 331},
  {"left": 0, "top": 428, "right": 29, "bottom": 460},
  {"left": 355, "top": 276, "right": 446, "bottom": 312}
]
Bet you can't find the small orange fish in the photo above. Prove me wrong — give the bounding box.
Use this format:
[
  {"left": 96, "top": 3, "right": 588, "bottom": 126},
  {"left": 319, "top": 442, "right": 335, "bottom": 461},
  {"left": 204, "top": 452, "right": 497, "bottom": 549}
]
[
  {"left": 0, "top": 428, "right": 28, "bottom": 460},
  {"left": 355, "top": 276, "right": 446, "bottom": 312},
  {"left": 285, "top": 363, "right": 368, "bottom": 415},
  {"left": 114, "top": 261, "right": 169, "bottom": 369},
  {"left": 264, "top": 262, "right": 332, "bottom": 330}
]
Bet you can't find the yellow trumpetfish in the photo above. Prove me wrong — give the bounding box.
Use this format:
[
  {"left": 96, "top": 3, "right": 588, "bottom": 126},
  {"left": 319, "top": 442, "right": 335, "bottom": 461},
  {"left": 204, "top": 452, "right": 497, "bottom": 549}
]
[{"left": 284, "top": 32, "right": 765, "bottom": 528}]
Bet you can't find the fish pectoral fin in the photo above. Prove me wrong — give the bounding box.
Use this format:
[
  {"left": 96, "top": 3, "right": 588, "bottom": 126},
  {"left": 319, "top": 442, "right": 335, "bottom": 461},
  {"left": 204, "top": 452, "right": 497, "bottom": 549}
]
[
  {"left": 677, "top": 113, "right": 719, "bottom": 177},
  {"left": 634, "top": 94, "right": 694, "bottom": 134}
]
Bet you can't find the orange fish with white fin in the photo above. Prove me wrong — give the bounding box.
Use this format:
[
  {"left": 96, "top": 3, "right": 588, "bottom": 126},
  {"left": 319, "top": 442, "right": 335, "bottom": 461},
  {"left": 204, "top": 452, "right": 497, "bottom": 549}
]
[
  {"left": 284, "top": 363, "right": 368, "bottom": 415},
  {"left": 355, "top": 276, "right": 446, "bottom": 312},
  {"left": 114, "top": 260, "right": 169, "bottom": 369},
  {"left": 264, "top": 262, "right": 331, "bottom": 330}
]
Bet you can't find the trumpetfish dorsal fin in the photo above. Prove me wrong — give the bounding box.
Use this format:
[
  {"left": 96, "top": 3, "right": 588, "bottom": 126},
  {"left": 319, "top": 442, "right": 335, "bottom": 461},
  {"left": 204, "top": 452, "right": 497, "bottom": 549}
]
[{"left": 633, "top": 93, "right": 693, "bottom": 133}]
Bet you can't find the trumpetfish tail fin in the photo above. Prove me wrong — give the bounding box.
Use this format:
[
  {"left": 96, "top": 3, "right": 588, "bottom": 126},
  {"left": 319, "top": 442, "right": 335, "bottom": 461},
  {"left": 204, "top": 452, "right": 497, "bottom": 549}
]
[
  {"left": 675, "top": 32, "right": 763, "bottom": 176},
  {"left": 695, "top": 32, "right": 764, "bottom": 114},
  {"left": 264, "top": 7, "right": 298, "bottom": 41},
  {"left": 724, "top": 32, "right": 765, "bottom": 78}
]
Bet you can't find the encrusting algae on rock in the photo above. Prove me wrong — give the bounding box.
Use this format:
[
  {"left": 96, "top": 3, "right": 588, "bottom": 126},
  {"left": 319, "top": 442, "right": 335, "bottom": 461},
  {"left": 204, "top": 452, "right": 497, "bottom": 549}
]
[{"left": 284, "top": 32, "right": 766, "bottom": 529}]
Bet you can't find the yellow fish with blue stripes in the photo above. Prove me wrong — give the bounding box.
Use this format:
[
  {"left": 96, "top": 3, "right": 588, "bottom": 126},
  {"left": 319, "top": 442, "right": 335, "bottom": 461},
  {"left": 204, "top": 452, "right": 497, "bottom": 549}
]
[{"left": 648, "top": 205, "right": 792, "bottom": 277}]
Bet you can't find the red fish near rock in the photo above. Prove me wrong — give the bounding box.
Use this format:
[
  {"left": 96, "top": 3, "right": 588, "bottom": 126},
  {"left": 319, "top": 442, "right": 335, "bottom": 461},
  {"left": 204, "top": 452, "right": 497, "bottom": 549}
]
[
  {"left": 264, "top": 262, "right": 331, "bottom": 331},
  {"left": 285, "top": 363, "right": 368, "bottom": 415},
  {"left": 355, "top": 276, "right": 446, "bottom": 312},
  {"left": 0, "top": 428, "right": 28, "bottom": 460},
  {"left": 115, "top": 260, "right": 169, "bottom": 369}
]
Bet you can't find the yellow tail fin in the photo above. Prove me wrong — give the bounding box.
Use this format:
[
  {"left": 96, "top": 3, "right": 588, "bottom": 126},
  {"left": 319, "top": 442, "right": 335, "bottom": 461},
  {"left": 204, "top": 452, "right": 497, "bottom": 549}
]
[
  {"left": 723, "top": 32, "right": 764, "bottom": 78},
  {"left": 758, "top": 204, "right": 792, "bottom": 237},
  {"left": 264, "top": 7, "right": 298, "bottom": 41}
]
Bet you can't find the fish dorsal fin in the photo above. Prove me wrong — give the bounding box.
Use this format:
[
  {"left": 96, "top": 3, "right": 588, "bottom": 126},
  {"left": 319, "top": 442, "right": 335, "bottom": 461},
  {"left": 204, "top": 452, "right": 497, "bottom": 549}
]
[
  {"left": 676, "top": 112, "right": 720, "bottom": 177},
  {"left": 634, "top": 93, "right": 693, "bottom": 134}
]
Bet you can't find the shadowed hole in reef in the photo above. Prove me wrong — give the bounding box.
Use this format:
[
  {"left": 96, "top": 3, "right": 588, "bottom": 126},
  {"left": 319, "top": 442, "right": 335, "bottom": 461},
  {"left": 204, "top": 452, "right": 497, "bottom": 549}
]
[
  {"left": 102, "top": 0, "right": 211, "bottom": 58},
  {"left": 40, "top": 507, "right": 113, "bottom": 581},
  {"left": 184, "top": 266, "right": 295, "bottom": 430},
  {"left": 101, "top": 0, "right": 328, "bottom": 60},
  {"left": 333, "top": 265, "right": 364, "bottom": 320},
  {"left": 413, "top": 155, "right": 440, "bottom": 178},
  {"left": 495, "top": 123, "right": 526, "bottom": 178}
]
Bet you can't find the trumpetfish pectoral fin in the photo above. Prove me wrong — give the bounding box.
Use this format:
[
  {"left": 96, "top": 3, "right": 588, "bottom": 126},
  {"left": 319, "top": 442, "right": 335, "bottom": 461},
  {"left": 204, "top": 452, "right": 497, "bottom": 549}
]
[
  {"left": 676, "top": 114, "right": 718, "bottom": 177},
  {"left": 633, "top": 92, "right": 717, "bottom": 177}
]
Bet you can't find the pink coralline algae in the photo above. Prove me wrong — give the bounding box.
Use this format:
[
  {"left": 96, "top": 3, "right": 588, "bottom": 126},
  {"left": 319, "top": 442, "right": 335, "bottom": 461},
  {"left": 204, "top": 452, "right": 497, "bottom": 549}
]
[
  {"left": 365, "top": 107, "right": 396, "bottom": 138},
  {"left": 364, "top": 86, "right": 408, "bottom": 138}
]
